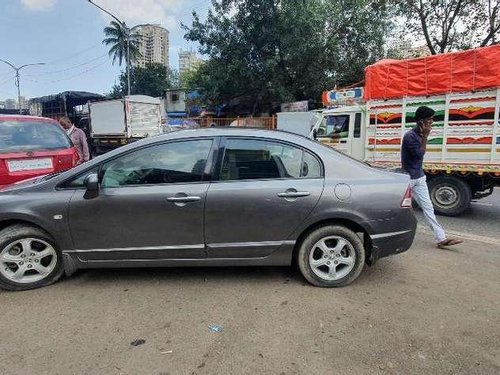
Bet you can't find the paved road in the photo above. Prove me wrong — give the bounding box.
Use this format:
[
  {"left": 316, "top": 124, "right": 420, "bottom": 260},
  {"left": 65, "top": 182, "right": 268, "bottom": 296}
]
[
  {"left": 419, "top": 188, "right": 500, "bottom": 240},
  {"left": 1, "top": 196, "right": 499, "bottom": 375}
]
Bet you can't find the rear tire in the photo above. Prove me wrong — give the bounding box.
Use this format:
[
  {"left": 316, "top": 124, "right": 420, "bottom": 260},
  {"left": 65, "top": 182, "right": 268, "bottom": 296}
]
[
  {"left": 427, "top": 176, "right": 471, "bottom": 217},
  {"left": 0, "top": 225, "right": 64, "bottom": 291},
  {"left": 297, "top": 225, "right": 365, "bottom": 287}
]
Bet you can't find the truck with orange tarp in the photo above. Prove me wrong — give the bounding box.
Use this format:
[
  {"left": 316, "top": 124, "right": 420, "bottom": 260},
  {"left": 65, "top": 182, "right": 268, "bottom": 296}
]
[{"left": 310, "top": 45, "right": 500, "bottom": 216}]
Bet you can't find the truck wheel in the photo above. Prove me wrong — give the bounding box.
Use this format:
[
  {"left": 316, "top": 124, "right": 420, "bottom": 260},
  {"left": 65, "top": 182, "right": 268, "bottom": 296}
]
[
  {"left": 427, "top": 176, "right": 471, "bottom": 217},
  {"left": 297, "top": 225, "right": 365, "bottom": 287}
]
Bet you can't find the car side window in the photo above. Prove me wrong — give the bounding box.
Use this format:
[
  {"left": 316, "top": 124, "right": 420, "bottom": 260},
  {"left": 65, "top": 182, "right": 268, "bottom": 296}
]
[
  {"left": 302, "top": 151, "right": 322, "bottom": 178},
  {"left": 221, "top": 139, "right": 321, "bottom": 180},
  {"left": 101, "top": 139, "right": 213, "bottom": 187}
]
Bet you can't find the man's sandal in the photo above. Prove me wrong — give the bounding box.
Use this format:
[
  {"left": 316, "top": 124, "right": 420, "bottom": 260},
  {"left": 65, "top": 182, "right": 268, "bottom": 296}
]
[{"left": 437, "top": 238, "right": 463, "bottom": 248}]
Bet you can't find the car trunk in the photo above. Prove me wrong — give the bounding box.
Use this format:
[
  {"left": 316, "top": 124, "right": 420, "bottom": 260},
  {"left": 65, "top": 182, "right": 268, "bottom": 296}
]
[{"left": 0, "top": 148, "right": 76, "bottom": 186}]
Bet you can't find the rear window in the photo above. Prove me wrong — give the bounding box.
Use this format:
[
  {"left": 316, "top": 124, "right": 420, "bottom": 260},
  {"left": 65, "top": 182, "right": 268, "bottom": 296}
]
[{"left": 0, "top": 120, "right": 72, "bottom": 153}]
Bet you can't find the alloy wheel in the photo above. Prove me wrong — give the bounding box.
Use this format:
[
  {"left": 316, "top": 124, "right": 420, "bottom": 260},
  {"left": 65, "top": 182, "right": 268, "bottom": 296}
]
[{"left": 0, "top": 238, "right": 57, "bottom": 284}]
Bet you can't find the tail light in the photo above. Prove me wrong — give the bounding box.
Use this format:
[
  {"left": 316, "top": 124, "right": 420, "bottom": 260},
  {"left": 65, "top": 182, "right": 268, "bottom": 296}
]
[
  {"left": 72, "top": 150, "right": 79, "bottom": 167},
  {"left": 401, "top": 185, "right": 412, "bottom": 208}
]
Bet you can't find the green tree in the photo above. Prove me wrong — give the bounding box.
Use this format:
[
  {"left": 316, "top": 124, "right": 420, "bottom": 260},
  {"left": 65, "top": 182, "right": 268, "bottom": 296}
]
[
  {"left": 394, "top": 0, "right": 500, "bottom": 55},
  {"left": 183, "top": 0, "right": 390, "bottom": 113},
  {"left": 108, "top": 63, "right": 178, "bottom": 98},
  {"left": 102, "top": 20, "right": 142, "bottom": 66}
]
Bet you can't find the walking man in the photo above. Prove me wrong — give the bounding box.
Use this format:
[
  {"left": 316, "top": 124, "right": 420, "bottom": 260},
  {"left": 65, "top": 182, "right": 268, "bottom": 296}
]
[
  {"left": 59, "top": 116, "right": 90, "bottom": 165},
  {"left": 401, "top": 106, "right": 463, "bottom": 248}
]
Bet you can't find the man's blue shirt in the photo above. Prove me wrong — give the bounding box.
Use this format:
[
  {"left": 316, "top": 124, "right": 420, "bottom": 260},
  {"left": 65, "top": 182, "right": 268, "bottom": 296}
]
[{"left": 401, "top": 128, "right": 426, "bottom": 179}]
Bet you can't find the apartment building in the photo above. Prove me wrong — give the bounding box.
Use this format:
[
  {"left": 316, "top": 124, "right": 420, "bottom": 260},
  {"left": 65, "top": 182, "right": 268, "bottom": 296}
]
[
  {"left": 135, "top": 25, "right": 169, "bottom": 68},
  {"left": 178, "top": 49, "right": 202, "bottom": 76}
]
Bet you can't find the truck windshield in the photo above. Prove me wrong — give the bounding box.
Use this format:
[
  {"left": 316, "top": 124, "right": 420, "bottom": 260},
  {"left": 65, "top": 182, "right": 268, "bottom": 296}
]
[
  {"left": 317, "top": 115, "right": 349, "bottom": 137},
  {"left": 0, "top": 120, "right": 72, "bottom": 154}
]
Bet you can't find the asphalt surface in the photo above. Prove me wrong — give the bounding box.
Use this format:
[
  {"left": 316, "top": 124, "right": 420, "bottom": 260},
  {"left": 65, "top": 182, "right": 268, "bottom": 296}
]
[{"left": 1, "top": 191, "right": 499, "bottom": 375}]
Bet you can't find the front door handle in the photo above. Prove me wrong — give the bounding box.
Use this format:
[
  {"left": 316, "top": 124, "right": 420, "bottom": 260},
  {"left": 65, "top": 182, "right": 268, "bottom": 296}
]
[
  {"left": 277, "top": 190, "right": 310, "bottom": 198},
  {"left": 167, "top": 196, "right": 201, "bottom": 203}
]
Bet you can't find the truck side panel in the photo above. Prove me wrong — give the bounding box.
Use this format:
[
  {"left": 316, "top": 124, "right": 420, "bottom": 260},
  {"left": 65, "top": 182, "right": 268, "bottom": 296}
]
[
  {"left": 367, "top": 90, "right": 500, "bottom": 171},
  {"left": 126, "top": 101, "right": 161, "bottom": 138},
  {"left": 90, "top": 100, "right": 126, "bottom": 137}
]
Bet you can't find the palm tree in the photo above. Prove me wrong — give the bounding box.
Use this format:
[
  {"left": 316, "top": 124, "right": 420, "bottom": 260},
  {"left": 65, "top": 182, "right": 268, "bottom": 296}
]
[{"left": 102, "top": 20, "right": 142, "bottom": 66}]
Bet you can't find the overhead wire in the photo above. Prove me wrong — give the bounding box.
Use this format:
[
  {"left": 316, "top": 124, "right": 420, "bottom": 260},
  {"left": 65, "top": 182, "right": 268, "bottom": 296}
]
[
  {"left": 49, "top": 60, "right": 109, "bottom": 83},
  {"left": 34, "top": 54, "right": 108, "bottom": 75},
  {"left": 45, "top": 44, "right": 101, "bottom": 65}
]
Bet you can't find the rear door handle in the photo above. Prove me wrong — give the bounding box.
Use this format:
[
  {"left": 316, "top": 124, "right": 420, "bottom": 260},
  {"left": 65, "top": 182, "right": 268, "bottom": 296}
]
[
  {"left": 277, "top": 191, "right": 310, "bottom": 198},
  {"left": 167, "top": 196, "right": 201, "bottom": 203}
]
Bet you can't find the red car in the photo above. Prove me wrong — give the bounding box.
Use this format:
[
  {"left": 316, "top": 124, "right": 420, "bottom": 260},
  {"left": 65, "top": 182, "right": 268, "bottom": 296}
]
[{"left": 0, "top": 115, "right": 78, "bottom": 188}]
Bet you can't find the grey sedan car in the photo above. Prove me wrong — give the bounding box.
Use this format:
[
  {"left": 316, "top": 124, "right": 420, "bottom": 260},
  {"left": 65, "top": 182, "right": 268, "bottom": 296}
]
[{"left": 0, "top": 128, "right": 416, "bottom": 290}]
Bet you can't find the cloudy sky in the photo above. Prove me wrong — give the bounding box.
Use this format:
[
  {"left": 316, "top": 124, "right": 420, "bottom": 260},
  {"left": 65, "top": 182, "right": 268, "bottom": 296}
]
[{"left": 0, "top": 0, "right": 211, "bottom": 101}]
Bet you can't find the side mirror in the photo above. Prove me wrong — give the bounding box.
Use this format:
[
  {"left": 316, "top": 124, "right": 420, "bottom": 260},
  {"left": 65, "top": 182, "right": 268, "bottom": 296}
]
[{"left": 84, "top": 173, "right": 99, "bottom": 192}]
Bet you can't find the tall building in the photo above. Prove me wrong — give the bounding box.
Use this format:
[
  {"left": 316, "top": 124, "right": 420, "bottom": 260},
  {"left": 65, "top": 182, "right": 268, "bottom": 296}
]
[
  {"left": 178, "top": 49, "right": 202, "bottom": 76},
  {"left": 135, "top": 25, "right": 169, "bottom": 68}
]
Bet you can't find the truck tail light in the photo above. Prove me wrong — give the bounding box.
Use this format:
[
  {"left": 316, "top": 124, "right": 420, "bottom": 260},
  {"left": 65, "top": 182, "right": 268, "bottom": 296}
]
[{"left": 401, "top": 186, "right": 412, "bottom": 208}]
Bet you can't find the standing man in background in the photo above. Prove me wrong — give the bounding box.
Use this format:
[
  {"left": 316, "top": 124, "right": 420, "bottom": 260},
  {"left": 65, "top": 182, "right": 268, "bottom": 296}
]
[
  {"left": 401, "top": 106, "right": 463, "bottom": 248},
  {"left": 59, "top": 116, "right": 89, "bottom": 165}
]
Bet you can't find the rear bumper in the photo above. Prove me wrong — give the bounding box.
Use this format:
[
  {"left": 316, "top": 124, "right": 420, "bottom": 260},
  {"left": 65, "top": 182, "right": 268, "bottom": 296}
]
[{"left": 368, "top": 216, "right": 417, "bottom": 264}]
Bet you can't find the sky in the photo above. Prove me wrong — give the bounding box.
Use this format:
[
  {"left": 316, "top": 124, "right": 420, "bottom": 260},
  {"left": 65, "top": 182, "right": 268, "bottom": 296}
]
[{"left": 0, "top": 0, "right": 212, "bottom": 101}]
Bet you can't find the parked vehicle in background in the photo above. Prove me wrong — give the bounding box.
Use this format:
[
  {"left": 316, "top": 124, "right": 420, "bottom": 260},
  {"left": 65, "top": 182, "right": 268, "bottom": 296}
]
[
  {"left": 0, "top": 128, "right": 416, "bottom": 291},
  {"left": 0, "top": 115, "right": 78, "bottom": 188},
  {"left": 277, "top": 111, "right": 318, "bottom": 136},
  {"left": 89, "top": 95, "right": 162, "bottom": 155},
  {"left": 279, "top": 46, "right": 500, "bottom": 217}
]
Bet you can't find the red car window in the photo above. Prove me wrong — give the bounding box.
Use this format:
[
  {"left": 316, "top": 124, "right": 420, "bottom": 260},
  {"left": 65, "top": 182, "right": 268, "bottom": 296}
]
[{"left": 0, "top": 120, "right": 72, "bottom": 153}]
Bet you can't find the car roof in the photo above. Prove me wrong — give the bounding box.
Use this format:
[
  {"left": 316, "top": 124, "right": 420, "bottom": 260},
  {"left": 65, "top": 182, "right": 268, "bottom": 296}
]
[
  {"left": 153, "top": 127, "right": 315, "bottom": 144},
  {"left": 0, "top": 115, "right": 60, "bottom": 124}
]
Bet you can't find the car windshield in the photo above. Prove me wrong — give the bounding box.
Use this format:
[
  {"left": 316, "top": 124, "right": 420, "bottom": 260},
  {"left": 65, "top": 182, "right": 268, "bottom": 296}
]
[{"left": 0, "top": 120, "right": 72, "bottom": 154}]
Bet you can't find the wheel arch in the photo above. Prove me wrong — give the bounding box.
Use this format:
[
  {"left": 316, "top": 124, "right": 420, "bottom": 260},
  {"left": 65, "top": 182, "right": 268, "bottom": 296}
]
[
  {"left": 0, "top": 219, "right": 55, "bottom": 240},
  {"left": 291, "top": 218, "right": 372, "bottom": 266}
]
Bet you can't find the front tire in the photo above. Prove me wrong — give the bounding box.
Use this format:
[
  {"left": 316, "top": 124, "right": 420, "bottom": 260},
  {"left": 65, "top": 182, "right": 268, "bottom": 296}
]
[
  {"left": 427, "top": 176, "right": 471, "bottom": 217},
  {"left": 297, "top": 225, "right": 365, "bottom": 287},
  {"left": 0, "top": 225, "right": 64, "bottom": 291}
]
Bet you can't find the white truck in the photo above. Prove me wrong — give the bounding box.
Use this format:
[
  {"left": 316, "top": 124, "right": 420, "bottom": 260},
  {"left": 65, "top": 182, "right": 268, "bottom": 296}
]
[
  {"left": 88, "top": 95, "right": 162, "bottom": 155},
  {"left": 278, "top": 88, "right": 500, "bottom": 216},
  {"left": 277, "top": 111, "right": 319, "bottom": 137}
]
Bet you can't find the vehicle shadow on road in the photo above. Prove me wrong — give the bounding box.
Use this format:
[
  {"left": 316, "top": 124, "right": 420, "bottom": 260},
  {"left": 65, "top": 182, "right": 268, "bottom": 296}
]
[{"left": 59, "top": 260, "right": 404, "bottom": 290}]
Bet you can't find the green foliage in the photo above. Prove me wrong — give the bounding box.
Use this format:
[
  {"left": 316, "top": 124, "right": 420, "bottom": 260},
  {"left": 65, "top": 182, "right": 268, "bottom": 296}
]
[
  {"left": 108, "top": 63, "right": 178, "bottom": 98},
  {"left": 394, "top": 0, "right": 500, "bottom": 55},
  {"left": 182, "top": 0, "right": 390, "bottom": 113},
  {"left": 103, "top": 21, "right": 142, "bottom": 66}
]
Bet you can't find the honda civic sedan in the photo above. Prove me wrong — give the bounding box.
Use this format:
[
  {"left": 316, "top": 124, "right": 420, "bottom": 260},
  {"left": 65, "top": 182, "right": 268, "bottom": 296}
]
[{"left": 0, "top": 128, "right": 416, "bottom": 290}]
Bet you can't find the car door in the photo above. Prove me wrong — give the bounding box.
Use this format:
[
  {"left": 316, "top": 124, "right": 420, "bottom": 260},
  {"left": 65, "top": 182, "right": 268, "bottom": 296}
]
[
  {"left": 66, "top": 138, "right": 215, "bottom": 261},
  {"left": 205, "top": 137, "right": 324, "bottom": 258}
]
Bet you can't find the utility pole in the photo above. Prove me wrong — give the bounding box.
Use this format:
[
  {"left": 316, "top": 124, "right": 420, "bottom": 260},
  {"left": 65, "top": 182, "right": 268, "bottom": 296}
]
[
  {"left": 0, "top": 59, "right": 45, "bottom": 114},
  {"left": 87, "top": 0, "right": 149, "bottom": 96}
]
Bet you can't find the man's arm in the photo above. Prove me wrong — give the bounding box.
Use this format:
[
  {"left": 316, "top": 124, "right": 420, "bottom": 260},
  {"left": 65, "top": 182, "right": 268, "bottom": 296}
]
[{"left": 420, "top": 128, "right": 430, "bottom": 154}]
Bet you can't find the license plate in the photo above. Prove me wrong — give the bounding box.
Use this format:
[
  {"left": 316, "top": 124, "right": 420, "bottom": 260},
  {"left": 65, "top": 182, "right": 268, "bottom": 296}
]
[{"left": 7, "top": 158, "right": 53, "bottom": 172}]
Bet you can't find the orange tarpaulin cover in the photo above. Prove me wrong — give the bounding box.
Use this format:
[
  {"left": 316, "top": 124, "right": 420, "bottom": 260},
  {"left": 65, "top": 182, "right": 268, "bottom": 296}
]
[{"left": 364, "top": 45, "right": 500, "bottom": 100}]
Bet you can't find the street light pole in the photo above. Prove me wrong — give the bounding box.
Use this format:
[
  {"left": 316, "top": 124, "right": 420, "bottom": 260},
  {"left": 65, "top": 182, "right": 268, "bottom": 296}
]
[
  {"left": 87, "top": 0, "right": 148, "bottom": 97},
  {"left": 87, "top": 0, "right": 130, "bottom": 95},
  {"left": 0, "top": 59, "right": 45, "bottom": 114}
]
